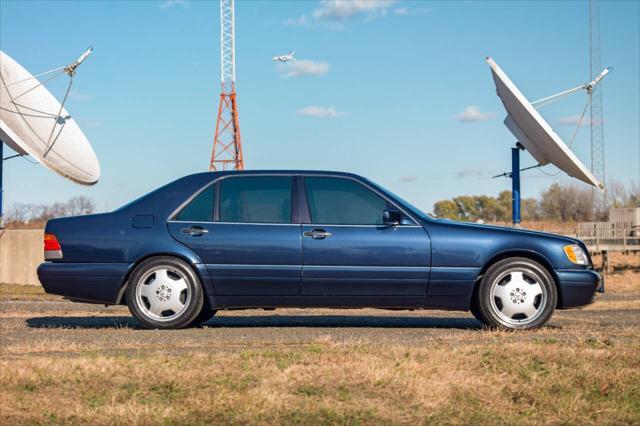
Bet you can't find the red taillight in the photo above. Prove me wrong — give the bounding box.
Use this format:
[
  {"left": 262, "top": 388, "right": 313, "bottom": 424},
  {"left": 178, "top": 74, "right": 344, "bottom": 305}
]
[{"left": 44, "top": 233, "right": 61, "bottom": 251}]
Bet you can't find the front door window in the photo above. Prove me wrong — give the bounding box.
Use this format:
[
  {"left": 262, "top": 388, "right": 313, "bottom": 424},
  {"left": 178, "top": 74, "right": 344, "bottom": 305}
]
[{"left": 304, "top": 177, "right": 387, "bottom": 225}]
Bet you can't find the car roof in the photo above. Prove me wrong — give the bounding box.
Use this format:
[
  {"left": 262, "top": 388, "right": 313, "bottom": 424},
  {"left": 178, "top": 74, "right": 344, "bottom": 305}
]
[{"left": 188, "top": 170, "right": 363, "bottom": 179}]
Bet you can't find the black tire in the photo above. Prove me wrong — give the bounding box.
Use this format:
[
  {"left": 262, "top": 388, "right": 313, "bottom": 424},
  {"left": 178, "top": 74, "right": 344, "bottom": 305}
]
[
  {"left": 190, "top": 302, "right": 217, "bottom": 326},
  {"left": 469, "top": 288, "right": 488, "bottom": 326},
  {"left": 126, "top": 256, "right": 204, "bottom": 329},
  {"left": 476, "top": 257, "right": 557, "bottom": 330}
]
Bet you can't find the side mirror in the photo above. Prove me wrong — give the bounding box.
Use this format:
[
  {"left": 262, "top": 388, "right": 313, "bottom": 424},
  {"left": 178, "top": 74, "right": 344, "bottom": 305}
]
[{"left": 383, "top": 209, "right": 402, "bottom": 227}]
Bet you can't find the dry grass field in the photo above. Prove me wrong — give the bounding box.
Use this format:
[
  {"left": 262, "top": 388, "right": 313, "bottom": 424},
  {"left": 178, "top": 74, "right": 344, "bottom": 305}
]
[{"left": 0, "top": 253, "right": 638, "bottom": 424}]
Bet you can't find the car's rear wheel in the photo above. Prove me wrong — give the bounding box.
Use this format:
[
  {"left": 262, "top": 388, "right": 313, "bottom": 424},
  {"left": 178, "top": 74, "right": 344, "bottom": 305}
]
[
  {"left": 126, "top": 256, "right": 204, "bottom": 329},
  {"left": 476, "top": 257, "right": 557, "bottom": 330}
]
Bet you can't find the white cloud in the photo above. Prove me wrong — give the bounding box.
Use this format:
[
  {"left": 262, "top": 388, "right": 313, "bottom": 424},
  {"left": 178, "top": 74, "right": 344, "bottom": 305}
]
[
  {"left": 452, "top": 106, "right": 495, "bottom": 123},
  {"left": 279, "top": 59, "right": 329, "bottom": 78},
  {"left": 160, "top": 0, "right": 189, "bottom": 10},
  {"left": 455, "top": 167, "right": 487, "bottom": 179},
  {"left": 283, "top": 0, "right": 404, "bottom": 30},
  {"left": 556, "top": 115, "right": 598, "bottom": 127},
  {"left": 398, "top": 175, "right": 418, "bottom": 183},
  {"left": 296, "top": 106, "right": 344, "bottom": 118},
  {"left": 283, "top": 14, "right": 308, "bottom": 27},
  {"left": 394, "top": 6, "right": 430, "bottom": 16},
  {"left": 313, "top": 0, "right": 396, "bottom": 21}
]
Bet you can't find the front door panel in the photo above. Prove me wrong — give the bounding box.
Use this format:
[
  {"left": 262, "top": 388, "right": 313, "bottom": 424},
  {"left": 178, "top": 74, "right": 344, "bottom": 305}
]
[{"left": 301, "top": 225, "right": 430, "bottom": 296}]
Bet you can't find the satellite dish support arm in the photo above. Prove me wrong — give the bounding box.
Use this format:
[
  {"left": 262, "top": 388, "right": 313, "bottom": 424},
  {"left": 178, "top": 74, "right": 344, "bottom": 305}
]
[
  {"left": 531, "top": 67, "right": 612, "bottom": 109},
  {"left": 64, "top": 46, "right": 93, "bottom": 76}
]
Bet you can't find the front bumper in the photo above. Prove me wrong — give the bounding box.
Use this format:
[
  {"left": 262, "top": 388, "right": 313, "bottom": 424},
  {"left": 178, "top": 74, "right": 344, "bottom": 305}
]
[
  {"left": 37, "top": 262, "right": 131, "bottom": 304},
  {"left": 556, "top": 269, "right": 602, "bottom": 308}
]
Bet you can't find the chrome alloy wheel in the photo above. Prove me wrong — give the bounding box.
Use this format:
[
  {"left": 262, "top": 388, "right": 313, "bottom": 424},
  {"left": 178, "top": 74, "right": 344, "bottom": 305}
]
[
  {"left": 134, "top": 266, "right": 191, "bottom": 322},
  {"left": 489, "top": 268, "right": 547, "bottom": 327}
]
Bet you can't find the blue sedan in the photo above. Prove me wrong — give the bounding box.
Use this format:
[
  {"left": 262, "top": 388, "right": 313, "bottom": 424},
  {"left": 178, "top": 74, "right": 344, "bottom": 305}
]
[{"left": 38, "top": 171, "right": 602, "bottom": 330}]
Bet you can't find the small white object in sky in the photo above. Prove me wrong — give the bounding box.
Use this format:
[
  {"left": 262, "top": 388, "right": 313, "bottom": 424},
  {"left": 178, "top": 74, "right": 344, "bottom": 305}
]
[{"left": 272, "top": 51, "right": 295, "bottom": 63}]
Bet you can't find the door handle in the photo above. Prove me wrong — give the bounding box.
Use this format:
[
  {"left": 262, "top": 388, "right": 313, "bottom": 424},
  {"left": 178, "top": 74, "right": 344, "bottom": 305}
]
[
  {"left": 181, "top": 226, "right": 209, "bottom": 237},
  {"left": 303, "top": 229, "right": 332, "bottom": 240}
]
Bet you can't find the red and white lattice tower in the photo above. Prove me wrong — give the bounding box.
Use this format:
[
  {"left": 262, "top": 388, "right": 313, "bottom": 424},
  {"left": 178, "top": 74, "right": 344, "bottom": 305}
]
[{"left": 210, "top": 0, "right": 244, "bottom": 171}]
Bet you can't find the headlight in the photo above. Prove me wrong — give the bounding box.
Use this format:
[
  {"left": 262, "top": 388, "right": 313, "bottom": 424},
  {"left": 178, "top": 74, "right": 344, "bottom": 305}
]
[{"left": 564, "top": 244, "right": 589, "bottom": 265}]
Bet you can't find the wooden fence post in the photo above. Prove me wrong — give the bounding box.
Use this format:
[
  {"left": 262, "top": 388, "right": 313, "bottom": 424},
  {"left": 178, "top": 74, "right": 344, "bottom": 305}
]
[{"left": 604, "top": 251, "right": 610, "bottom": 274}]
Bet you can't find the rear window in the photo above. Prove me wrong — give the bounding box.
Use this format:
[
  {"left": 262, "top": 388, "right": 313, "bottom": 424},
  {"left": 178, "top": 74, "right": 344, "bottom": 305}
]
[{"left": 174, "top": 185, "right": 215, "bottom": 222}]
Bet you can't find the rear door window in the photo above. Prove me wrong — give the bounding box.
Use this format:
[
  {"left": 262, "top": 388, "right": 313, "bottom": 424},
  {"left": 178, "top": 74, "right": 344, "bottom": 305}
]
[{"left": 219, "top": 177, "right": 292, "bottom": 224}]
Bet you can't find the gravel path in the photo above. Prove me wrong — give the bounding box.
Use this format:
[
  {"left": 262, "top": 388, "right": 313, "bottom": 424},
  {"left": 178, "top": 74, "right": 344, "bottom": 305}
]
[{"left": 1, "top": 293, "right": 637, "bottom": 356}]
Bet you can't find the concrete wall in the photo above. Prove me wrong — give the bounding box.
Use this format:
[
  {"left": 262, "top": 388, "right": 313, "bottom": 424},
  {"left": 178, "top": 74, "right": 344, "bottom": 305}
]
[
  {"left": 609, "top": 208, "right": 640, "bottom": 227},
  {"left": 0, "top": 229, "right": 43, "bottom": 285}
]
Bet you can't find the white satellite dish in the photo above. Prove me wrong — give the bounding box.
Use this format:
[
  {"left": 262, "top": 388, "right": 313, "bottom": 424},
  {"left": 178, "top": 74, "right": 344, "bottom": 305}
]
[
  {"left": 0, "top": 49, "right": 100, "bottom": 185},
  {"left": 486, "top": 56, "right": 607, "bottom": 190}
]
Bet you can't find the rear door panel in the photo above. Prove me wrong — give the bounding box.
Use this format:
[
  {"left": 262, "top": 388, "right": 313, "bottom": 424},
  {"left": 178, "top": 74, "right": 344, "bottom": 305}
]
[
  {"left": 168, "top": 222, "right": 301, "bottom": 295},
  {"left": 167, "top": 175, "right": 302, "bottom": 296}
]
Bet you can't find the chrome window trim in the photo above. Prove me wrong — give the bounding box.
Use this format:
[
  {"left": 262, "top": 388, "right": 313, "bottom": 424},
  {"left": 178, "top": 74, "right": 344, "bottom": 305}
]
[
  {"left": 170, "top": 220, "right": 300, "bottom": 227},
  {"left": 167, "top": 172, "right": 422, "bottom": 227},
  {"left": 167, "top": 173, "right": 295, "bottom": 224},
  {"left": 301, "top": 223, "right": 422, "bottom": 228}
]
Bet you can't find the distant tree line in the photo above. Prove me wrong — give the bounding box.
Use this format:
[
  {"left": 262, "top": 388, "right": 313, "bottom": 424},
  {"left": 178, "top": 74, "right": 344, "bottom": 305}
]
[
  {"left": 433, "top": 181, "right": 639, "bottom": 223},
  {"left": 3, "top": 196, "right": 96, "bottom": 228}
]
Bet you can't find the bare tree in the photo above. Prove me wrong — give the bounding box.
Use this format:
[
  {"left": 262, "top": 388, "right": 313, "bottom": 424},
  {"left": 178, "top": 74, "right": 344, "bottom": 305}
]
[
  {"left": 4, "top": 196, "right": 97, "bottom": 228},
  {"left": 67, "top": 196, "right": 96, "bottom": 216},
  {"left": 432, "top": 181, "right": 638, "bottom": 223},
  {"left": 608, "top": 179, "right": 640, "bottom": 209}
]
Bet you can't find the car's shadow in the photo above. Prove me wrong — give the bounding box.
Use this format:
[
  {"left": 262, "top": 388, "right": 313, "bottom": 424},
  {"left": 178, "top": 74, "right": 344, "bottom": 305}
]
[{"left": 26, "top": 315, "right": 483, "bottom": 330}]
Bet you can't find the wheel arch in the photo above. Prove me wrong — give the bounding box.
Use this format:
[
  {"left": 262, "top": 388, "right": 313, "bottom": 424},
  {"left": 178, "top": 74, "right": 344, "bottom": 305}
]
[
  {"left": 115, "top": 252, "right": 211, "bottom": 305},
  {"left": 473, "top": 250, "right": 563, "bottom": 308}
]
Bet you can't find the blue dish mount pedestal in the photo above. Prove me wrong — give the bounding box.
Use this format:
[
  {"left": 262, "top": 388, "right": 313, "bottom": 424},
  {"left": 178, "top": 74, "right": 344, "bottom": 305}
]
[
  {"left": 511, "top": 145, "right": 522, "bottom": 227},
  {"left": 493, "top": 143, "right": 528, "bottom": 228}
]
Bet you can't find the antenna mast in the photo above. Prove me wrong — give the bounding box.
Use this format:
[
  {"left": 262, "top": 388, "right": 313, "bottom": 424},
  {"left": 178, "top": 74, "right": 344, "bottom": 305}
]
[
  {"left": 209, "top": 0, "right": 244, "bottom": 171},
  {"left": 589, "top": 0, "right": 606, "bottom": 218}
]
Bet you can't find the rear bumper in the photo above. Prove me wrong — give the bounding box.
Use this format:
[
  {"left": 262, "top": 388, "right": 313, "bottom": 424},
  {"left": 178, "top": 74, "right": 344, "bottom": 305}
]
[
  {"left": 556, "top": 269, "right": 602, "bottom": 308},
  {"left": 37, "top": 262, "right": 132, "bottom": 304}
]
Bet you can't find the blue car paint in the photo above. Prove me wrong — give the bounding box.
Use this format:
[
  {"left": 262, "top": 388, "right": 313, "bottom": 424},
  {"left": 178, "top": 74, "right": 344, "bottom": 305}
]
[
  {"left": 168, "top": 222, "right": 303, "bottom": 296},
  {"left": 300, "top": 225, "right": 430, "bottom": 296},
  {"left": 37, "top": 170, "right": 600, "bottom": 311},
  {"left": 555, "top": 269, "right": 603, "bottom": 307}
]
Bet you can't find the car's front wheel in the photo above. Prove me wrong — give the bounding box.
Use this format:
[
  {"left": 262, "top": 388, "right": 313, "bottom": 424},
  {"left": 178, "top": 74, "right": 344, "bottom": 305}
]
[
  {"left": 126, "top": 256, "right": 204, "bottom": 329},
  {"left": 476, "top": 257, "right": 557, "bottom": 330}
]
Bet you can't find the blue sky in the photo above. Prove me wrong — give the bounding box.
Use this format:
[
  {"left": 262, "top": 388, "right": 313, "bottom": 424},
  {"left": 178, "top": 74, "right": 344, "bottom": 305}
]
[{"left": 1, "top": 0, "right": 638, "bottom": 213}]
